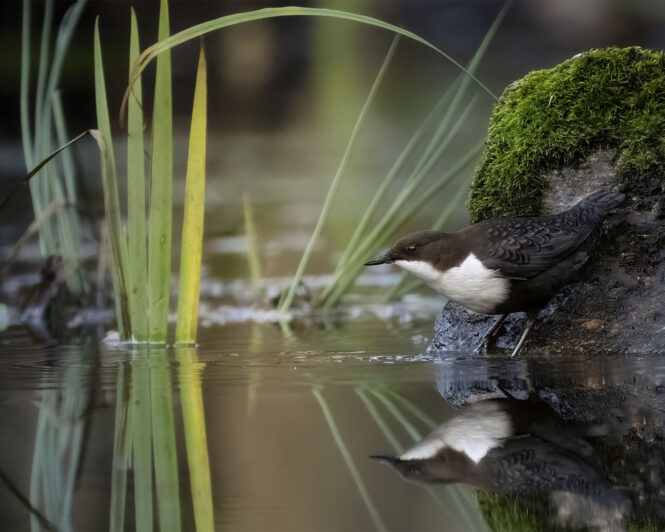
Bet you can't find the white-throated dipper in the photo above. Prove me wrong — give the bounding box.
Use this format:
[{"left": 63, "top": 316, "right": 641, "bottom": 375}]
[{"left": 365, "top": 189, "right": 625, "bottom": 356}]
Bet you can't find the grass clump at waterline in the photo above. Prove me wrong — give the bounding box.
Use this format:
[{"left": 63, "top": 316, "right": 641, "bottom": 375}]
[
  {"left": 95, "top": 0, "right": 208, "bottom": 343},
  {"left": 469, "top": 46, "right": 665, "bottom": 222}
]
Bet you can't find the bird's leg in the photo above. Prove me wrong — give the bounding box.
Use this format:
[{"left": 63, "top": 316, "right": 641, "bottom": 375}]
[
  {"left": 474, "top": 314, "right": 508, "bottom": 354},
  {"left": 510, "top": 312, "right": 538, "bottom": 357}
]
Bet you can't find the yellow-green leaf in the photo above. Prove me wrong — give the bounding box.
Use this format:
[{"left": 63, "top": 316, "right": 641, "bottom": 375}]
[{"left": 175, "top": 42, "right": 207, "bottom": 345}]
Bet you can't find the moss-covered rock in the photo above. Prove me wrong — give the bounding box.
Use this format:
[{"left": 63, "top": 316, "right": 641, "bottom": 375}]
[
  {"left": 469, "top": 46, "right": 665, "bottom": 222},
  {"left": 429, "top": 46, "right": 665, "bottom": 355}
]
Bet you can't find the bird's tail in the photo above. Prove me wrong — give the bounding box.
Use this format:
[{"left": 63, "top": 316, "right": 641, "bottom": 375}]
[{"left": 571, "top": 189, "right": 625, "bottom": 224}]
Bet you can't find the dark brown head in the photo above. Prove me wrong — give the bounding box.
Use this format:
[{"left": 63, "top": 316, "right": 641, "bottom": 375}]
[{"left": 364, "top": 231, "right": 445, "bottom": 266}]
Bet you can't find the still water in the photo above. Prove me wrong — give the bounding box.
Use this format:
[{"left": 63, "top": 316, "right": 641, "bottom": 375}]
[{"left": 1, "top": 315, "right": 664, "bottom": 531}]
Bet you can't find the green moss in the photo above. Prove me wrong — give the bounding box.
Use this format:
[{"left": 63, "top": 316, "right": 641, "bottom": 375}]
[{"left": 469, "top": 46, "right": 665, "bottom": 222}]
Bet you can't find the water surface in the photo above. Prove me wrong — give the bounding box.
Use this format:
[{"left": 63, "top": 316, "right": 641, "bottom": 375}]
[{"left": 1, "top": 318, "right": 664, "bottom": 531}]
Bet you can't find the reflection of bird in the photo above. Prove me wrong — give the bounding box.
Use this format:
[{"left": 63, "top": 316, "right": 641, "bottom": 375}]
[
  {"left": 371, "top": 397, "right": 628, "bottom": 526},
  {"left": 365, "top": 190, "right": 624, "bottom": 356}
]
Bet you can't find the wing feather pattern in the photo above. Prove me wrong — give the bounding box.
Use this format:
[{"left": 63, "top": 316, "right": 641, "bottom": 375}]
[{"left": 473, "top": 190, "right": 624, "bottom": 279}]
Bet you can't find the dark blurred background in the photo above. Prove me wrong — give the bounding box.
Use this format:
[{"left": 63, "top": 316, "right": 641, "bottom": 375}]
[
  {"left": 1, "top": 0, "right": 665, "bottom": 275},
  {"left": 1, "top": 0, "right": 664, "bottom": 139}
]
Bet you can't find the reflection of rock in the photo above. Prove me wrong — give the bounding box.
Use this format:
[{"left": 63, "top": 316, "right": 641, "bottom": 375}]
[
  {"left": 433, "top": 354, "right": 665, "bottom": 529},
  {"left": 372, "top": 396, "right": 628, "bottom": 530}
]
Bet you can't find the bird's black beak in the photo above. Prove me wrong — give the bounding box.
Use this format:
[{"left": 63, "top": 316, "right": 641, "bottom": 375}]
[
  {"left": 369, "top": 455, "right": 399, "bottom": 466},
  {"left": 364, "top": 256, "right": 391, "bottom": 266}
]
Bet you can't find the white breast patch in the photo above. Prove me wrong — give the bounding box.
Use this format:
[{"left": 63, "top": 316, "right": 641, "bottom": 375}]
[
  {"left": 400, "top": 401, "right": 512, "bottom": 464},
  {"left": 395, "top": 253, "right": 509, "bottom": 314}
]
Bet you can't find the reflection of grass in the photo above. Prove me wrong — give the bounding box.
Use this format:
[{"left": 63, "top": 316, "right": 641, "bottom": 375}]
[
  {"left": 29, "top": 347, "right": 95, "bottom": 532},
  {"left": 312, "top": 386, "right": 388, "bottom": 532},
  {"left": 177, "top": 347, "right": 214, "bottom": 532},
  {"left": 150, "top": 350, "right": 182, "bottom": 530},
  {"left": 360, "top": 385, "right": 491, "bottom": 532},
  {"left": 110, "top": 347, "right": 214, "bottom": 532},
  {"left": 110, "top": 363, "right": 132, "bottom": 532},
  {"left": 477, "top": 492, "right": 553, "bottom": 532}
]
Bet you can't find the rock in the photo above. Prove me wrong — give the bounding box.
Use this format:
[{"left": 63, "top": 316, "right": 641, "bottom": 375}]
[{"left": 429, "top": 47, "right": 665, "bottom": 355}]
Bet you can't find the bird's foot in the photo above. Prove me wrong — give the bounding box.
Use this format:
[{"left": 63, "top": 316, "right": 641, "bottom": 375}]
[{"left": 473, "top": 314, "right": 508, "bottom": 355}]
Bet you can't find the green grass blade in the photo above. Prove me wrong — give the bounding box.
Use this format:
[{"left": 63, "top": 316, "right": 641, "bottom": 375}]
[
  {"left": 148, "top": 0, "right": 174, "bottom": 342},
  {"left": 150, "top": 350, "right": 182, "bottom": 532},
  {"left": 42, "top": 1, "right": 87, "bottom": 121},
  {"left": 322, "top": 137, "right": 481, "bottom": 309},
  {"left": 127, "top": 8, "right": 149, "bottom": 341},
  {"left": 328, "top": 83, "right": 457, "bottom": 279},
  {"left": 0, "top": 130, "right": 90, "bottom": 212},
  {"left": 2, "top": 200, "right": 65, "bottom": 276},
  {"left": 93, "top": 19, "right": 131, "bottom": 338},
  {"left": 122, "top": 6, "right": 497, "bottom": 121},
  {"left": 34, "top": 0, "right": 54, "bottom": 148},
  {"left": 243, "top": 193, "right": 263, "bottom": 296},
  {"left": 20, "top": 0, "right": 33, "bottom": 168},
  {"left": 176, "top": 42, "right": 207, "bottom": 345},
  {"left": 93, "top": 17, "right": 128, "bottom": 325},
  {"left": 51, "top": 92, "right": 78, "bottom": 204},
  {"left": 312, "top": 387, "right": 387, "bottom": 532},
  {"left": 130, "top": 350, "right": 153, "bottom": 532},
  {"left": 177, "top": 347, "right": 214, "bottom": 532},
  {"left": 277, "top": 35, "right": 399, "bottom": 313},
  {"left": 318, "top": 4, "right": 509, "bottom": 307}
]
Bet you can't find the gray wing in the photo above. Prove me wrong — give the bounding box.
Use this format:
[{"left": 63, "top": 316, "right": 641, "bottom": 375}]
[
  {"left": 475, "top": 190, "right": 624, "bottom": 280},
  {"left": 476, "top": 217, "right": 594, "bottom": 280}
]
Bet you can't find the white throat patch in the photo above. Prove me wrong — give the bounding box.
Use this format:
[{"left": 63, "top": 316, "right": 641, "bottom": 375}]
[
  {"left": 395, "top": 253, "right": 509, "bottom": 314},
  {"left": 400, "top": 401, "right": 512, "bottom": 464}
]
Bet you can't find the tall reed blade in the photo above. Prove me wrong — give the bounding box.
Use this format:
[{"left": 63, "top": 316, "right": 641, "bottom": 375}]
[
  {"left": 242, "top": 193, "right": 263, "bottom": 297},
  {"left": 177, "top": 347, "right": 214, "bottom": 531},
  {"left": 127, "top": 8, "right": 149, "bottom": 341},
  {"left": 20, "top": 0, "right": 33, "bottom": 169},
  {"left": 176, "top": 42, "right": 207, "bottom": 345},
  {"left": 277, "top": 35, "right": 400, "bottom": 313},
  {"left": 148, "top": 0, "right": 174, "bottom": 342},
  {"left": 93, "top": 21, "right": 131, "bottom": 339}
]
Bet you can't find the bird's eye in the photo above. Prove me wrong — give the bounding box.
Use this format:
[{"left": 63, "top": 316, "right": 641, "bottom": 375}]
[{"left": 406, "top": 244, "right": 417, "bottom": 254}]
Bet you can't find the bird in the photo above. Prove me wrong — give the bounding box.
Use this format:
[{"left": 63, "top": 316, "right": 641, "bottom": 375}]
[
  {"left": 365, "top": 189, "right": 625, "bottom": 356},
  {"left": 370, "top": 395, "right": 628, "bottom": 525}
]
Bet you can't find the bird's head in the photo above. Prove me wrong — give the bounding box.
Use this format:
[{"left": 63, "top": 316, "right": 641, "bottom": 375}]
[{"left": 364, "top": 231, "right": 443, "bottom": 267}]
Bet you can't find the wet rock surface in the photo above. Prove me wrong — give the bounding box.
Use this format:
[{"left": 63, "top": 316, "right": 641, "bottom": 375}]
[{"left": 428, "top": 151, "right": 665, "bottom": 355}]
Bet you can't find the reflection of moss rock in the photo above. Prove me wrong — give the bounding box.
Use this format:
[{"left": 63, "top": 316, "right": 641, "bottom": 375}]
[
  {"left": 469, "top": 46, "right": 665, "bottom": 222},
  {"left": 477, "top": 492, "right": 556, "bottom": 532}
]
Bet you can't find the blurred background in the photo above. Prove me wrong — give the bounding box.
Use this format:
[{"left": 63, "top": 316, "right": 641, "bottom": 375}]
[{"left": 2, "top": 0, "right": 665, "bottom": 280}]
